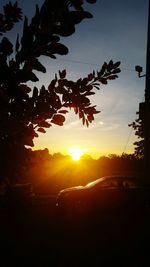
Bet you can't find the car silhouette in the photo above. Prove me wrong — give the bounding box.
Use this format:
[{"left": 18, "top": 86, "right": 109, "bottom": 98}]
[{"left": 56, "top": 175, "right": 150, "bottom": 218}]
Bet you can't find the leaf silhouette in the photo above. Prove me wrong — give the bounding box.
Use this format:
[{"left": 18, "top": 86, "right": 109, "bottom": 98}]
[
  {"left": 0, "top": 37, "right": 13, "bottom": 56},
  {"left": 32, "top": 87, "right": 38, "bottom": 99},
  {"left": 86, "top": 119, "right": 89, "bottom": 127},
  {"left": 59, "top": 69, "right": 66, "bottom": 79},
  {"left": 31, "top": 58, "right": 46, "bottom": 73},
  {"left": 108, "top": 75, "right": 118, "bottom": 80},
  {"left": 113, "top": 61, "right": 121, "bottom": 69},
  {"left": 15, "top": 34, "right": 20, "bottom": 53},
  {"left": 21, "top": 16, "right": 29, "bottom": 47},
  {"left": 38, "top": 121, "right": 51, "bottom": 128},
  {"left": 37, "top": 127, "right": 46, "bottom": 133},
  {"left": 47, "top": 43, "right": 69, "bottom": 56},
  {"left": 112, "top": 68, "right": 121, "bottom": 74},
  {"left": 19, "top": 70, "right": 39, "bottom": 82},
  {"left": 51, "top": 114, "right": 65, "bottom": 126},
  {"left": 99, "top": 78, "right": 107, "bottom": 84},
  {"left": 66, "top": 11, "right": 93, "bottom": 25},
  {"left": 19, "top": 84, "right": 31, "bottom": 94},
  {"left": 54, "top": 24, "right": 75, "bottom": 37}
]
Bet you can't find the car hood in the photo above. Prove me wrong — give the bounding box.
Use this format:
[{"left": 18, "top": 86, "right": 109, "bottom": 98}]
[{"left": 59, "top": 185, "right": 84, "bottom": 194}]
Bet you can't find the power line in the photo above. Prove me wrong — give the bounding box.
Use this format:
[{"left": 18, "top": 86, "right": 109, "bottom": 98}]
[
  {"left": 56, "top": 58, "right": 136, "bottom": 72},
  {"left": 57, "top": 58, "right": 100, "bottom": 67},
  {"left": 122, "top": 127, "right": 133, "bottom": 155}
]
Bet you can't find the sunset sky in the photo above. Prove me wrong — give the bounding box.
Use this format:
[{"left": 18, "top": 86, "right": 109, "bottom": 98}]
[{"left": 2, "top": 0, "right": 149, "bottom": 158}]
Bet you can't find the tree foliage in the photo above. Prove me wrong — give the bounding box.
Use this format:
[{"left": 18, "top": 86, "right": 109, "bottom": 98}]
[
  {"left": 0, "top": 0, "right": 120, "bottom": 180},
  {"left": 129, "top": 115, "right": 144, "bottom": 159}
]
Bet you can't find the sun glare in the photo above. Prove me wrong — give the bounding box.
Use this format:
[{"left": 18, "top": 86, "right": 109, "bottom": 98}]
[{"left": 70, "top": 147, "right": 84, "bottom": 161}]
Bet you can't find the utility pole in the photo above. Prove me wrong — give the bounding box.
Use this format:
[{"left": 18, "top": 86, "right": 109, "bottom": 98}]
[{"left": 139, "top": 0, "right": 150, "bottom": 180}]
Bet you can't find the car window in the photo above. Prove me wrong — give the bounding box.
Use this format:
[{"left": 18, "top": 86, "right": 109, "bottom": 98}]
[
  {"left": 98, "top": 179, "right": 119, "bottom": 188},
  {"left": 86, "top": 176, "right": 145, "bottom": 190},
  {"left": 122, "top": 180, "right": 139, "bottom": 189}
]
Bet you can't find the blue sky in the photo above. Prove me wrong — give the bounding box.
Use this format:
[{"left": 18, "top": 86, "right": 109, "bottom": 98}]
[{"left": 1, "top": 0, "right": 149, "bottom": 157}]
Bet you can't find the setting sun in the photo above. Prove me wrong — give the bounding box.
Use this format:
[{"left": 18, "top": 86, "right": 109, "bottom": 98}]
[{"left": 70, "top": 147, "right": 85, "bottom": 161}]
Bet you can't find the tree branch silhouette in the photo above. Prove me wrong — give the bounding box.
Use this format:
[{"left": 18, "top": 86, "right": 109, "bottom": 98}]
[{"left": 0, "top": 0, "right": 121, "bottom": 181}]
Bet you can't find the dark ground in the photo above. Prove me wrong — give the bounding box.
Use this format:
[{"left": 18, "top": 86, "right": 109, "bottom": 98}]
[{"left": 0, "top": 195, "right": 150, "bottom": 267}]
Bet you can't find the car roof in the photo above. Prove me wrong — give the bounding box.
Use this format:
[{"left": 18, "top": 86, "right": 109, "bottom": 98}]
[{"left": 85, "top": 175, "right": 145, "bottom": 188}]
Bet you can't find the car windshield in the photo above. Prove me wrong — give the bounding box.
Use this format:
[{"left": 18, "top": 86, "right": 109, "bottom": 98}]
[{"left": 85, "top": 177, "right": 106, "bottom": 188}]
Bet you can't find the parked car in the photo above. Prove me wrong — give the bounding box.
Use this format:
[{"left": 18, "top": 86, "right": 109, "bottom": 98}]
[{"left": 56, "top": 175, "right": 150, "bottom": 217}]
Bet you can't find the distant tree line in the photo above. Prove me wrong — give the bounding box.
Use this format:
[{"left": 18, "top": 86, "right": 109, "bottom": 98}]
[{"left": 8, "top": 149, "right": 142, "bottom": 194}]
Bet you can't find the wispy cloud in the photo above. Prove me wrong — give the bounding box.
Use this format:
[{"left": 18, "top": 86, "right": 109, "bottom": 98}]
[
  {"left": 100, "top": 123, "right": 120, "bottom": 131},
  {"left": 63, "top": 120, "right": 81, "bottom": 129}
]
